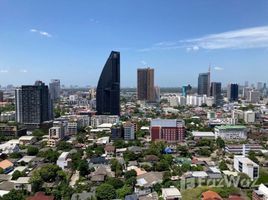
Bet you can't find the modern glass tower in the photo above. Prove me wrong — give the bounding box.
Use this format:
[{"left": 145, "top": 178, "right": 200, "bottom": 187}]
[
  {"left": 96, "top": 51, "right": 120, "bottom": 115},
  {"left": 198, "top": 72, "right": 210, "bottom": 96}
]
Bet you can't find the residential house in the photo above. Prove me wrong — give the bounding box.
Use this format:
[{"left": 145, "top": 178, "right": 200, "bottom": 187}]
[
  {"left": 201, "top": 190, "right": 223, "bottom": 200},
  {"left": 0, "top": 160, "right": 14, "bottom": 174},
  {"left": 162, "top": 187, "right": 182, "bottom": 200},
  {"left": 56, "top": 152, "right": 72, "bottom": 170},
  {"left": 14, "top": 177, "right": 31, "bottom": 192}
]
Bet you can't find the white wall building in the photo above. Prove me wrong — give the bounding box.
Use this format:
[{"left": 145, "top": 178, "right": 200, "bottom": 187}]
[
  {"left": 57, "top": 152, "right": 71, "bottom": 170},
  {"left": 244, "top": 110, "right": 255, "bottom": 123},
  {"left": 234, "top": 155, "right": 259, "bottom": 180},
  {"left": 214, "top": 125, "right": 247, "bottom": 140}
]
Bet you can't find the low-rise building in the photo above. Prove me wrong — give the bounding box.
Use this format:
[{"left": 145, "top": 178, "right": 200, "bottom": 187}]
[
  {"left": 234, "top": 155, "right": 259, "bottom": 180},
  {"left": 192, "top": 131, "right": 215, "bottom": 140},
  {"left": 225, "top": 144, "right": 263, "bottom": 155},
  {"left": 214, "top": 125, "right": 247, "bottom": 141},
  {"left": 19, "top": 136, "right": 36, "bottom": 146},
  {"left": 0, "top": 160, "right": 14, "bottom": 174},
  {"left": 124, "top": 122, "right": 135, "bottom": 140},
  {"left": 0, "top": 124, "right": 27, "bottom": 137},
  {"left": 14, "top": 177, "right": 31, "bottom": 192},
  {"left": 162, "top": 187, "right": 182, "bottom": 200},
  {"left": 244, "top": 110, "right": 255, "bottom": 123},
  {"left": 56, "top": 152, "right": 71, "bottom": 170},
  {"left": 47, "top": 126, "right": 63, "bottom": 147},
  {"left": 150, "top": 119, "right": 185, "bottom": 143},
  {"left": 252, "top": 183, "right": 268, "bottom": 200}
]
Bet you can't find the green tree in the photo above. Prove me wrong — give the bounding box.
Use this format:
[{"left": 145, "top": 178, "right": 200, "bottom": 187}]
[
  {"left": 11, "top": 170, "right": 24, "bottom": 180},
  {"left": 57, "top": 141, "right": 72, "bottom": 151},
  {"left": 96, "top": 183, "right": 116, "bottom": 200},
  {"left": 248, "top": 150, "right": 259, "bottom": 164},
  {"left": 105, "top": 177, "right": 124, "bottom": 189},
  {"left": 216, "top": 137, "right": 225, "bottom": 149},
  {"left": 27, "top": 146, "right": 39, "bottom": 156},
  {"left": 219, "top": 160, "right": 228, "bottom": 171},
  {"left": 124, "top": 170, "right": 137, "bottom": 179},
  {"left": 0, "top": 167, "right": 4, "bottom": 174},
  {"left": 116, "top": 185, "right": 132, "bottom": 199},
  {"left": 0, "top": 189, "right": 25, "bottom": 200},
  {"left": 78, "top": 159, "right": 89, "bottom": 176}
]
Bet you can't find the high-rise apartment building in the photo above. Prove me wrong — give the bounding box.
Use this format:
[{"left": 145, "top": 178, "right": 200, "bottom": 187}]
[
  {"left": 96, "top": 51, "right": 120, "bottom": 115},
  {"left": 227, "top": 83, "right": 239, "bottom": 102},
  {"left": 210, "top": 82, "right": 222, "bottom": 106},
  {"left": 198, "top": 71, "right": 210, "bottom": 96},
  {"left": 49, "top": 79, "right": 61, "bottom": 101},
  {"left": 137, "top": 67, "right": 155, "bottom": 102},
  {"left": 15, "top": 81, "right": 53, "bottom": 127}
]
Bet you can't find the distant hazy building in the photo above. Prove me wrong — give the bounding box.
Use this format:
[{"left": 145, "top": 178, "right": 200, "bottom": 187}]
[
  {"left": 227, "top": 83, "right": 239, "bottom": 102},
  {"left": 257, "top": 82, "right": 263, "bottom": 91},
  {"left": 137, "top": 67, "right": 155, "bottom": 102},
  {"left": 88, "top": 88, "right": 96, "bottom": 100},
  {"left": 150, "top": 119, "right": 185, "bottom": 143},
  {"left": 154, "top": 86, "right": 160, "bottom": 102},
  {"left": 49, "top": 79, "right": 61, "bottom": 101},
  {"left": 0, "top": 91, "right": 3, "bottom": 102},
  {"left": 15, "top": 81, "right": 53, "bottom": 127},
  {"left": 244, "top": 110, "right": 255, "bottom": 123},
  {"left": 249, "top": 90, "right": 261, "bottom": 103},
  {"left": 243, "top": 87, "right": 251, "bottom": 99},
  {"left": 198, "top": 71, "right": 210, "bottom": 96},
  {"left": 96, "top": 51, "right": 120, "bottom": 115},
  {"left": 182, "top": 85, "right": 192, "bottom": 97}
]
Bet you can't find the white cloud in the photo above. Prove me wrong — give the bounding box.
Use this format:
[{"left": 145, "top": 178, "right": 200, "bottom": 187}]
[
  {"left": 30, "top": 29, "right": 52, "bottom": 37},
  {"left": 90, "top": 18, "right": 99, "bottom": 23},
  {"left": 20, "top": 69, "right": 28, "bottom": 73},
  {"left": 183, "top": 25, "right": 268, "bottom": 50},
  {"left": 0, "top": 69, "right": 8, "bottom": 73},
  {"left": 140, "top": 25, "right": 268, "bottom": 52},
  {"left": 214, "top": 66, "right": 224, "bottom": 71},
  {"left": 141, "top": 60, "right": 147, "bottom": 66}
]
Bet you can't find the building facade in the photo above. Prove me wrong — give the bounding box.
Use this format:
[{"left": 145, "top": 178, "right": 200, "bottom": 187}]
[
  {"left": 150, "top": 119, "right": 185, "bottom": 143},
  {"left": 210, "top": 82, "right": 222, "bottom": 106},
  {"left": 49, "top": 79, "right": 61, "bottom": 101},
  {"left": 234, "top": 155, "right": 259, "bottom": 180},
  {"left": 96, "top": 51, "right": 120, "bottom": 115},
  {"left": 214, "top": 125, "right": 247, "bottom": 141},
  {"left": 227, "top": 83, "right": 239, "bottom": 102},
  {"left": 137, "top": 67, "right": 155, "bottom": 102},
  {"left": 198, "top": 72, "right": 210, "bottom": 96},
  {"left": 15, "top": 81, "right": 53, "bottom": 127}
]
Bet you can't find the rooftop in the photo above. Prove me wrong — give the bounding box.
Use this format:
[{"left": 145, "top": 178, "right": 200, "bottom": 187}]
[{"left": 215, "top": 125, "right": 246, "bottom": 130}]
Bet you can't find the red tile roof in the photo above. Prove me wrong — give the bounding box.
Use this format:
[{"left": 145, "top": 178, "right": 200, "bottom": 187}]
[
  {"left": 27, "top": 192, "right": 55, "bottom": 200},
  {"left": 202, "top": 190, "right": 223, "bottom": 200}
]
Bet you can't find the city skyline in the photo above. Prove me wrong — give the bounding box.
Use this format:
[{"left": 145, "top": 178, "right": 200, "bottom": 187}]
[{"left": 0, "top": 0, "right": 268, "bottom": 87}]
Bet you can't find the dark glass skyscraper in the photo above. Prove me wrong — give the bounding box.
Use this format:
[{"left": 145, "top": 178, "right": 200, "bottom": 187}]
[
  {"left": 198, "top": 72, "right": 210, "bottom": 96},
  {"left": 227, "top": 83, "right": 239, "bottom": 101},
  {"left": 137, "top": 67, "right": 155, "bottom": 102},
  {"left": 211, "top": 82, "right": 222, "bottom": 106},
  {"left": 15, "top": 81, "right": 53, "bottom": 127},
  {"left": 96, "top": 51, "right": 120, "bottom": 115}
]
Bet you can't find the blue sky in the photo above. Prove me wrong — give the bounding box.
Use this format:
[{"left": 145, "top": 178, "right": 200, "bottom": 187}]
[{"left": 0, "top": 0, "right": 268, "bottom": 87}]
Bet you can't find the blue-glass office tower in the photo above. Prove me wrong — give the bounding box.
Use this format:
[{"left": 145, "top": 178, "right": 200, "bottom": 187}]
[
  {"left": 96, "top": 51, "right": 120, "bottom": 115},
  {"left": 198, "top": 72, "right": 210, "bottom": 96},
  {"left": 227, "top": 83, "right": 239, "bottom": 101}
]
